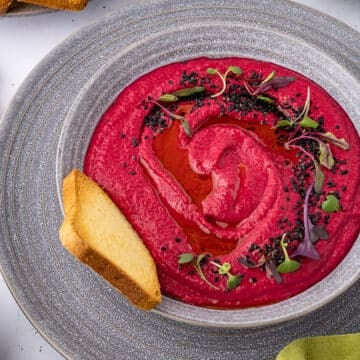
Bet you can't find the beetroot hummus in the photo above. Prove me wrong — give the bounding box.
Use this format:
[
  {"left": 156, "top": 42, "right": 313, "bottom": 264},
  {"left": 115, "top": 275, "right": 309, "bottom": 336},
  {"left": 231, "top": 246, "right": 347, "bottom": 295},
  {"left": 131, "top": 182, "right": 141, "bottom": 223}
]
[{"left": 84, "top": 57, "right": 360, "bottom": 308}]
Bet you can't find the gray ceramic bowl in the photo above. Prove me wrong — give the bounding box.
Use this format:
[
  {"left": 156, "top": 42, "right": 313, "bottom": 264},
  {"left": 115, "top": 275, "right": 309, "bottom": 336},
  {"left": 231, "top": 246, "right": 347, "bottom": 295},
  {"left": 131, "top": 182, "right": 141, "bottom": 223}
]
[{"left": 1, "top": 1, "right": 359, "bottom": 359}]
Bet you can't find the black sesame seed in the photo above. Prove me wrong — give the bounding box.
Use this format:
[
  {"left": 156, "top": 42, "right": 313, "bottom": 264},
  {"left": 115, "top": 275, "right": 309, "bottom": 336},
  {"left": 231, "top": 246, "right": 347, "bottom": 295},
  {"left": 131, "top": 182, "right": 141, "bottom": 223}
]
[
  {"left": 249, "top": 243, "right": 260, "bottom": 252},
  {"left": 131, "top": 138, "right": 139, "bottom": 147}
]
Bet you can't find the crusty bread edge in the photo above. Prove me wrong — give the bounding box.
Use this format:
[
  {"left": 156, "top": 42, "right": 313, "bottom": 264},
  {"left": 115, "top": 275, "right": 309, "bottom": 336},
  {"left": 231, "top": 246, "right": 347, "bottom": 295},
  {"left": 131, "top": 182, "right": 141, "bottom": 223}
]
[
  {"left": 0, "top": 0, "right": 13, "bottom": 14},
  {"left": 18, "top": 0, "right": 88, "bottom": 11},
  {"left": 59, "top": 169, "right": 162, "bottom": 311}
]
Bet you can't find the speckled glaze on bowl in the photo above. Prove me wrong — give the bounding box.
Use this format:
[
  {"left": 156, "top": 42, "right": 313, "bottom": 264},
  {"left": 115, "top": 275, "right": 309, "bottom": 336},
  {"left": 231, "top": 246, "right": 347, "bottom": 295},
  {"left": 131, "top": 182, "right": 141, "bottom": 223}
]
[{"left": 0, "top": 1, "right": 359, "bottom": 359}]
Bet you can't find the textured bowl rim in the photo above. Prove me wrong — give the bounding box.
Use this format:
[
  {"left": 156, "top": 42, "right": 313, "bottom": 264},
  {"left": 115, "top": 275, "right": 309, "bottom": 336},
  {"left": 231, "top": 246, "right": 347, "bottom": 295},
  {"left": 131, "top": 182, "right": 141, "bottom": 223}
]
[{"left": 0, "top": 1, "right": 359, "bottom": 359}]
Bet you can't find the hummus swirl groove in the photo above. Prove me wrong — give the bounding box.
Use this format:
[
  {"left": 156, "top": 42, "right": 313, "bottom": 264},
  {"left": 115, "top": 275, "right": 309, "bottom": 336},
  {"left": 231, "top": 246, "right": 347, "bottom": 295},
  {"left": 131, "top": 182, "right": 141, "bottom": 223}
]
[{"left": 84, "top": 57, "right": 360, "bottom": 308}]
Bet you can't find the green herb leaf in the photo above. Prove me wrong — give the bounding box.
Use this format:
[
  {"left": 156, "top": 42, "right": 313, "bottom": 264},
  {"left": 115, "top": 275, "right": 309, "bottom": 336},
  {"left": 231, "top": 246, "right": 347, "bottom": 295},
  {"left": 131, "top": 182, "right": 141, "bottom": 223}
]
[
  {"left": 158, "top": 94, "right": 179, "bottom": 102},
  {"left": 314, "top": 160, "right": 325, "bottom": 193},
  {"left": 257, "top": 95, "right": 275, "bottom": 104},
  {"left": 206, "top": 68, "right": 218, "bottom": 75},
  {"left": 218, "top": 262, "right": 231, "bottom": 275},
  {"left": 180, "top": 118, "right": 192, "bottom": 137},
  {"left": 171, "top": 86, "right": 205, "bottom": 97},
  {"left": 227, "top": 274, "right": 242, "bottom": 290},
  {"left": 319, "top": 132, "right": 350, "bottom": 150},
  {"left": 210, "top": 260, "right": 243, "bottom": 291},
  {"left": 322, "top": 194, "right": 340, "bottom": 212},
  {"left": 277, "top": 233, "right": 301, "bottom": 274},
  {"left": 277, "top": 259, "right": 301, "bottom": 273},
  {"left": 319, "top": 142, "right": 335, "bottom": 169},
  {"left": 299, "top": 116, "right": 319, "bottom": 129},
  {"left": 228, "top": 66, "right": 242, "bottom": 75},
  {"left": 178, "top": 253, "right": 194, "bottom": 264},
  {"left": 275, "top": 119, "right": 293, "bottom": 128}
]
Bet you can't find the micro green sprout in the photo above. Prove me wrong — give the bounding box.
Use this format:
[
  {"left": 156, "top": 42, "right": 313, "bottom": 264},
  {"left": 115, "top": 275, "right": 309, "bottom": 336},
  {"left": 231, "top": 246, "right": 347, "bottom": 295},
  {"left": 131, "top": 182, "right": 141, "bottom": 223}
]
[
  {"left": 206, "top": 66, "right": 242, "bottom": 98},
  {"left": 148, "top": 99, "right": 192, "bottom": 137},
  {"left": 178, "top": 253, "right": 219, "bottom": 290},
  {"left": 210, "top": 261, "right": 243, "bottom": 290},
  {"left": 292, "top": 184, "right": 321, "bottom": 260},
  {"left": 322, "top": 194, "right": 341, "bottom": 213},
  {"left": 276, "top": 233, "right": 301, "bottom": 273}
]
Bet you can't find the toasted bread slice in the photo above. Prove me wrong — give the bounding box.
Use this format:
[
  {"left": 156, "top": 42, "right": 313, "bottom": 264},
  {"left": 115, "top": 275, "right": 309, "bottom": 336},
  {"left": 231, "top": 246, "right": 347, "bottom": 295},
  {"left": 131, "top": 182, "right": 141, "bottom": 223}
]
[
  {"left": 0, "top": 0, "right": 13, "bottom": 14},
  {"left": 59, "top": 169, "right": 162, "bottom": 311},
  {"left": 18, "top": 0, "right": 87, "bottom": 11}
]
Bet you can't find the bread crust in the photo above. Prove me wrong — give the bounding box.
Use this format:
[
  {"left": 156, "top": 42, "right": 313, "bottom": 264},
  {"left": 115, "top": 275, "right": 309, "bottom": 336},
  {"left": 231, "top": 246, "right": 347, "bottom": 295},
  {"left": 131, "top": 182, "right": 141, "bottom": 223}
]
[
  {"left": 0, "top": 0, "right": 13, "bottom": 14},
  {"left": 18, "top": 0, "right": 87, "bottom": 11}
]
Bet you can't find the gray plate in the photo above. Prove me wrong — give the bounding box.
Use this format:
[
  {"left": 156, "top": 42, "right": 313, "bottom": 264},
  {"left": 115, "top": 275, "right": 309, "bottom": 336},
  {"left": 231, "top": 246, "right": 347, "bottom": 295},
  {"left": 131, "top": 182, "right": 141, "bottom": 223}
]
[{"left": 0, "top": 0, "right": 359, "bottom": 359}]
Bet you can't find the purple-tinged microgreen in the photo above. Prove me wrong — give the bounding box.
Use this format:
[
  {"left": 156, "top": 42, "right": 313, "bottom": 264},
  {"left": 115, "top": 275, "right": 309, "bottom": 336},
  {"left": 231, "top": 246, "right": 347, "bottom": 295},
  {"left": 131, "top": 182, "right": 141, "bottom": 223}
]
[
  {"left": 206, "top": 66, "right": 242, "bottom": 98},
  {"left": 292, "top": 184, "right": 321, "bottom": 260},
  {"left": 310, "top": 224, "right": 329, "bottom": 244},
  {"left": 237, "top": 256, "right": 260, "bottom": 268},
  {"left": 285, "top": 133, "right": 334, "bottom": 192},
  {"left": 318, "top": 132, "right": 350, "bottom": 150},
  {"left": 178, "top": 253, "right": 219, "bottom": 290},
  {"left": 285, "top": 139, "right": 325, "bottom": 193},
  {"left": 149, "top": 100, "right": 192, "bottom": 137},
  {"left": 210, "top": 261, "right": 243, "bottom": 290},
  {"left": 251, "top": 73, "right": 296, "bottom": 95},
  {"left": 265, "top": 260, "right": 283, "bottom": 284},
  {"left": 321, "top": 194, "right": 340, "bottom": 212},
  {"left": 285, "top": 134, "right": 334, "bottom": 170},
  {"left": 238, "top": 255, "right": 282, "bottom": 284},
  {"left": 276, "top": 233, "right": 301, "bottom": 273},
  {"left": 276, "top": 104, "right": 294, "bottom": 120}
]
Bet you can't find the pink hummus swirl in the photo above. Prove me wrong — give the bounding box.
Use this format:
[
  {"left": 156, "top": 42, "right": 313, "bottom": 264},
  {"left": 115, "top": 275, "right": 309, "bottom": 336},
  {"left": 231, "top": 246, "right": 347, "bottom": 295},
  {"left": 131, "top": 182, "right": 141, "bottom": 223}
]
[{"left": 84, "top": 57, "right": 360, "bottom": 308}]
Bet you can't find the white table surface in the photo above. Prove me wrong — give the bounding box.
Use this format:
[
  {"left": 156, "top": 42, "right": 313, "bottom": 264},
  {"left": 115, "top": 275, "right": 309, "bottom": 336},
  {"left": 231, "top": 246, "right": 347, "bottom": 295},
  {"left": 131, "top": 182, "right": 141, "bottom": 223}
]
[{"left": 0, "top": 0, "right": 359, "bottom": 359}]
